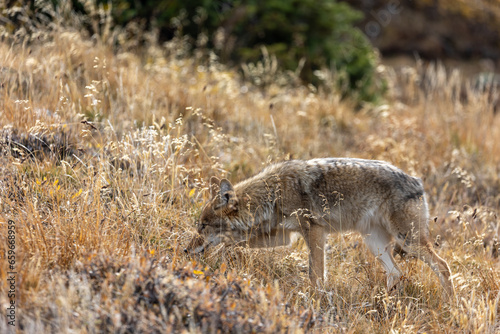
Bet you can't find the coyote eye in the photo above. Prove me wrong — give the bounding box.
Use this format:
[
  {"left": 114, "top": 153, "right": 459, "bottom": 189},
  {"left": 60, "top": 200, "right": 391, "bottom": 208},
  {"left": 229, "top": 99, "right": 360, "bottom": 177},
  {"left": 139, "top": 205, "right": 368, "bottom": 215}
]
[{"left": 199, "top": 221, "right": 208, "bottom": 231}]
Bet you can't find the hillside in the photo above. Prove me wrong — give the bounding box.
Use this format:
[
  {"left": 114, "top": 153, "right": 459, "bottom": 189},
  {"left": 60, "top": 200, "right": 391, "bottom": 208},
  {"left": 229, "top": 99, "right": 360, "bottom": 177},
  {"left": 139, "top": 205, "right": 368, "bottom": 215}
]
[
  {"left": 0, "top": 9, "right": 500, "bottom": 334},
  {"left": 348, "top": 0, "right": 500, "bottom": 61}
]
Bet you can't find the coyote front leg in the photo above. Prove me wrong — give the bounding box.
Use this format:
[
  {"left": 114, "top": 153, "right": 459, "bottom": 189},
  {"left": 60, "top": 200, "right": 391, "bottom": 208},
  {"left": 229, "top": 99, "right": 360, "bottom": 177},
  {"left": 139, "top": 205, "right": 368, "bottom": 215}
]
[
  {"left": 247, "top": 225, "right": 293, "bottom": 248},
  {"left": 304, "top": 222, "right": 327, "bottom": 287}
]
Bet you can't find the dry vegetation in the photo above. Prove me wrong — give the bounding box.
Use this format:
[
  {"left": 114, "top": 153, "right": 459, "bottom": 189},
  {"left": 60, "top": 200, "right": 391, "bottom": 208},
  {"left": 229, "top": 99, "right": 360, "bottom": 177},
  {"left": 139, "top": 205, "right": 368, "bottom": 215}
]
[{"left": 0, "top": 8, "right": 500, "bottom": 334}]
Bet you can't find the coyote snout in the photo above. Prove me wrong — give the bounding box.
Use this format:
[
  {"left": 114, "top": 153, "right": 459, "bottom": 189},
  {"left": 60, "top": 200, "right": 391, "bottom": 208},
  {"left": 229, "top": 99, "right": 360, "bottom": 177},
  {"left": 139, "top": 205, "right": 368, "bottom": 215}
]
[
  {"left": 187, "top": 158, "right": 455, "bottom": 298},
  {"left": 184, "top": 234, "right": 205, "bottom": 254}
]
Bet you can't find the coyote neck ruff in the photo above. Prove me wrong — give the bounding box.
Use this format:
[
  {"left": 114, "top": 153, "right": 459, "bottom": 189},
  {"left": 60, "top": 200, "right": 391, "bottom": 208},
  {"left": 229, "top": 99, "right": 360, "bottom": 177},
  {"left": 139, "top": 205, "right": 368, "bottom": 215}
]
[{"left": 192, "top": 158, "right": 455, "bottom": 298}]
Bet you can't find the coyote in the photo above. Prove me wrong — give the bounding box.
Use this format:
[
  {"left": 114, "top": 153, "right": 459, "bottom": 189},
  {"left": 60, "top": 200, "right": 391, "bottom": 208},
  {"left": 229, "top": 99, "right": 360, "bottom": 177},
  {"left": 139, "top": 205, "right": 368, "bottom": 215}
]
[{"left": 188, "top": 158, "right": 455, "bottom": 297}]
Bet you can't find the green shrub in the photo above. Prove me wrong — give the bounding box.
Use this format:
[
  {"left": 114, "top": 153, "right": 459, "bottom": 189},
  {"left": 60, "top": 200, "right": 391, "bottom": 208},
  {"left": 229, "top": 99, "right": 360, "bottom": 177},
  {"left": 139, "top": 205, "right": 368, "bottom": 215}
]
[{"left": 106, "top": 0, "right": 385, "bottom": 102}]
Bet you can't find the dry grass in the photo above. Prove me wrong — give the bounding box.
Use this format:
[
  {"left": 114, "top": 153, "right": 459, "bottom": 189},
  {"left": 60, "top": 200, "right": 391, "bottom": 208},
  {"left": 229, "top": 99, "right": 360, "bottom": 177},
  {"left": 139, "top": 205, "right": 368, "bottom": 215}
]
[{"left": 0, "top": 8, "right": 499, "bottom": 333}]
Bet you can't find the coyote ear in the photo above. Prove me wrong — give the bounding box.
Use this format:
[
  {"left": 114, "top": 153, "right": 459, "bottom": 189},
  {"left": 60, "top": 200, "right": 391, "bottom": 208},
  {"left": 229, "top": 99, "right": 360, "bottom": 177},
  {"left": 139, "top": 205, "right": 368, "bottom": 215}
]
[
  {"left": 220, "top": 178, "right": 238, "bottom": 210},
  {"left": 209, "top": 176, "right": 221, "bottom": 198}
]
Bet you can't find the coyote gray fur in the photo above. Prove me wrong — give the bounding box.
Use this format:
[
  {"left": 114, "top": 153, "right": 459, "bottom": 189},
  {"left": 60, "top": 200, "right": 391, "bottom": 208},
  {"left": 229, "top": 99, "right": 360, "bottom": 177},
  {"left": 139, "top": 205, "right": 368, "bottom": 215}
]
[{"left": 189, "top": 158, "right": 455, "bottom": 297}]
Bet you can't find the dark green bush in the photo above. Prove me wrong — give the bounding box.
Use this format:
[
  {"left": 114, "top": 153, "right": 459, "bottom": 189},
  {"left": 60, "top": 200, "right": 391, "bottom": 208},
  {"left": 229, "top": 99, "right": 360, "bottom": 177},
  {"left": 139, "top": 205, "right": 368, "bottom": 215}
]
[{"left": 104, "top": 0, "right": 385, "bottom": 102}]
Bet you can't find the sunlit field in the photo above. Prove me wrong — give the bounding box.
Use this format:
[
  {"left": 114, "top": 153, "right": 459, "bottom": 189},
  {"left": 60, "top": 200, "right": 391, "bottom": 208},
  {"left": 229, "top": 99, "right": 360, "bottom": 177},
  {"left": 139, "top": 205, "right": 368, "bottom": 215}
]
[{"left": 1, "top": 9, "right": 499, "bottom": 333}]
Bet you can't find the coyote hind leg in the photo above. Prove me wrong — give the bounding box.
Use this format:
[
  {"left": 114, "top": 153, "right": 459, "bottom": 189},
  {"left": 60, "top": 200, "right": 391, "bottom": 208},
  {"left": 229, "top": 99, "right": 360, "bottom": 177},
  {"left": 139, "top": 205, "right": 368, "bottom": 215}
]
[
  {"left": 364, "top": 226, "right": 403, "bottom": 291},
  {"left": 394, "top": 204, "right": 455, "bottom": 298},
  {"left": 405, "top": 238, "right": 455, "bottom": 298}
]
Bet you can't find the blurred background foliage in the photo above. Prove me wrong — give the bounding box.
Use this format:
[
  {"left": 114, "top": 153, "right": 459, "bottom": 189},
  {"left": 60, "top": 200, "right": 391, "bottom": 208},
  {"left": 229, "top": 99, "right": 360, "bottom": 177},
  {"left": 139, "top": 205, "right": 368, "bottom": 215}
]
[
  {"left": 2, "top": 0, "right": 499, "bottom": 102},
  {"left": 1, "top": 0, "right": 384, "bottom": 103},
  {"left": 93, "top": 0, "right": 385, "bottom": 103}
]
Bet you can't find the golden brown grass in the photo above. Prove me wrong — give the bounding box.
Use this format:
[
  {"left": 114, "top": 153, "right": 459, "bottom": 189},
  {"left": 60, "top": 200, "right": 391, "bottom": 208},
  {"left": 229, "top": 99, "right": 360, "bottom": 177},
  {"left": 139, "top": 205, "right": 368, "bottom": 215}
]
[{"left": 0, "top": 10, "right": 499, "bottom": 333}]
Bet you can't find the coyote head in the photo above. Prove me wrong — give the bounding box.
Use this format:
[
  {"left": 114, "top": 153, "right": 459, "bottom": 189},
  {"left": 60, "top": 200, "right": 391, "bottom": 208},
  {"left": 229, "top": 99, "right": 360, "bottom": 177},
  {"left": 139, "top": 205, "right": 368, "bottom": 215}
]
[{"left": 187, "top": 177, "right": 248, "bottom": 254}]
